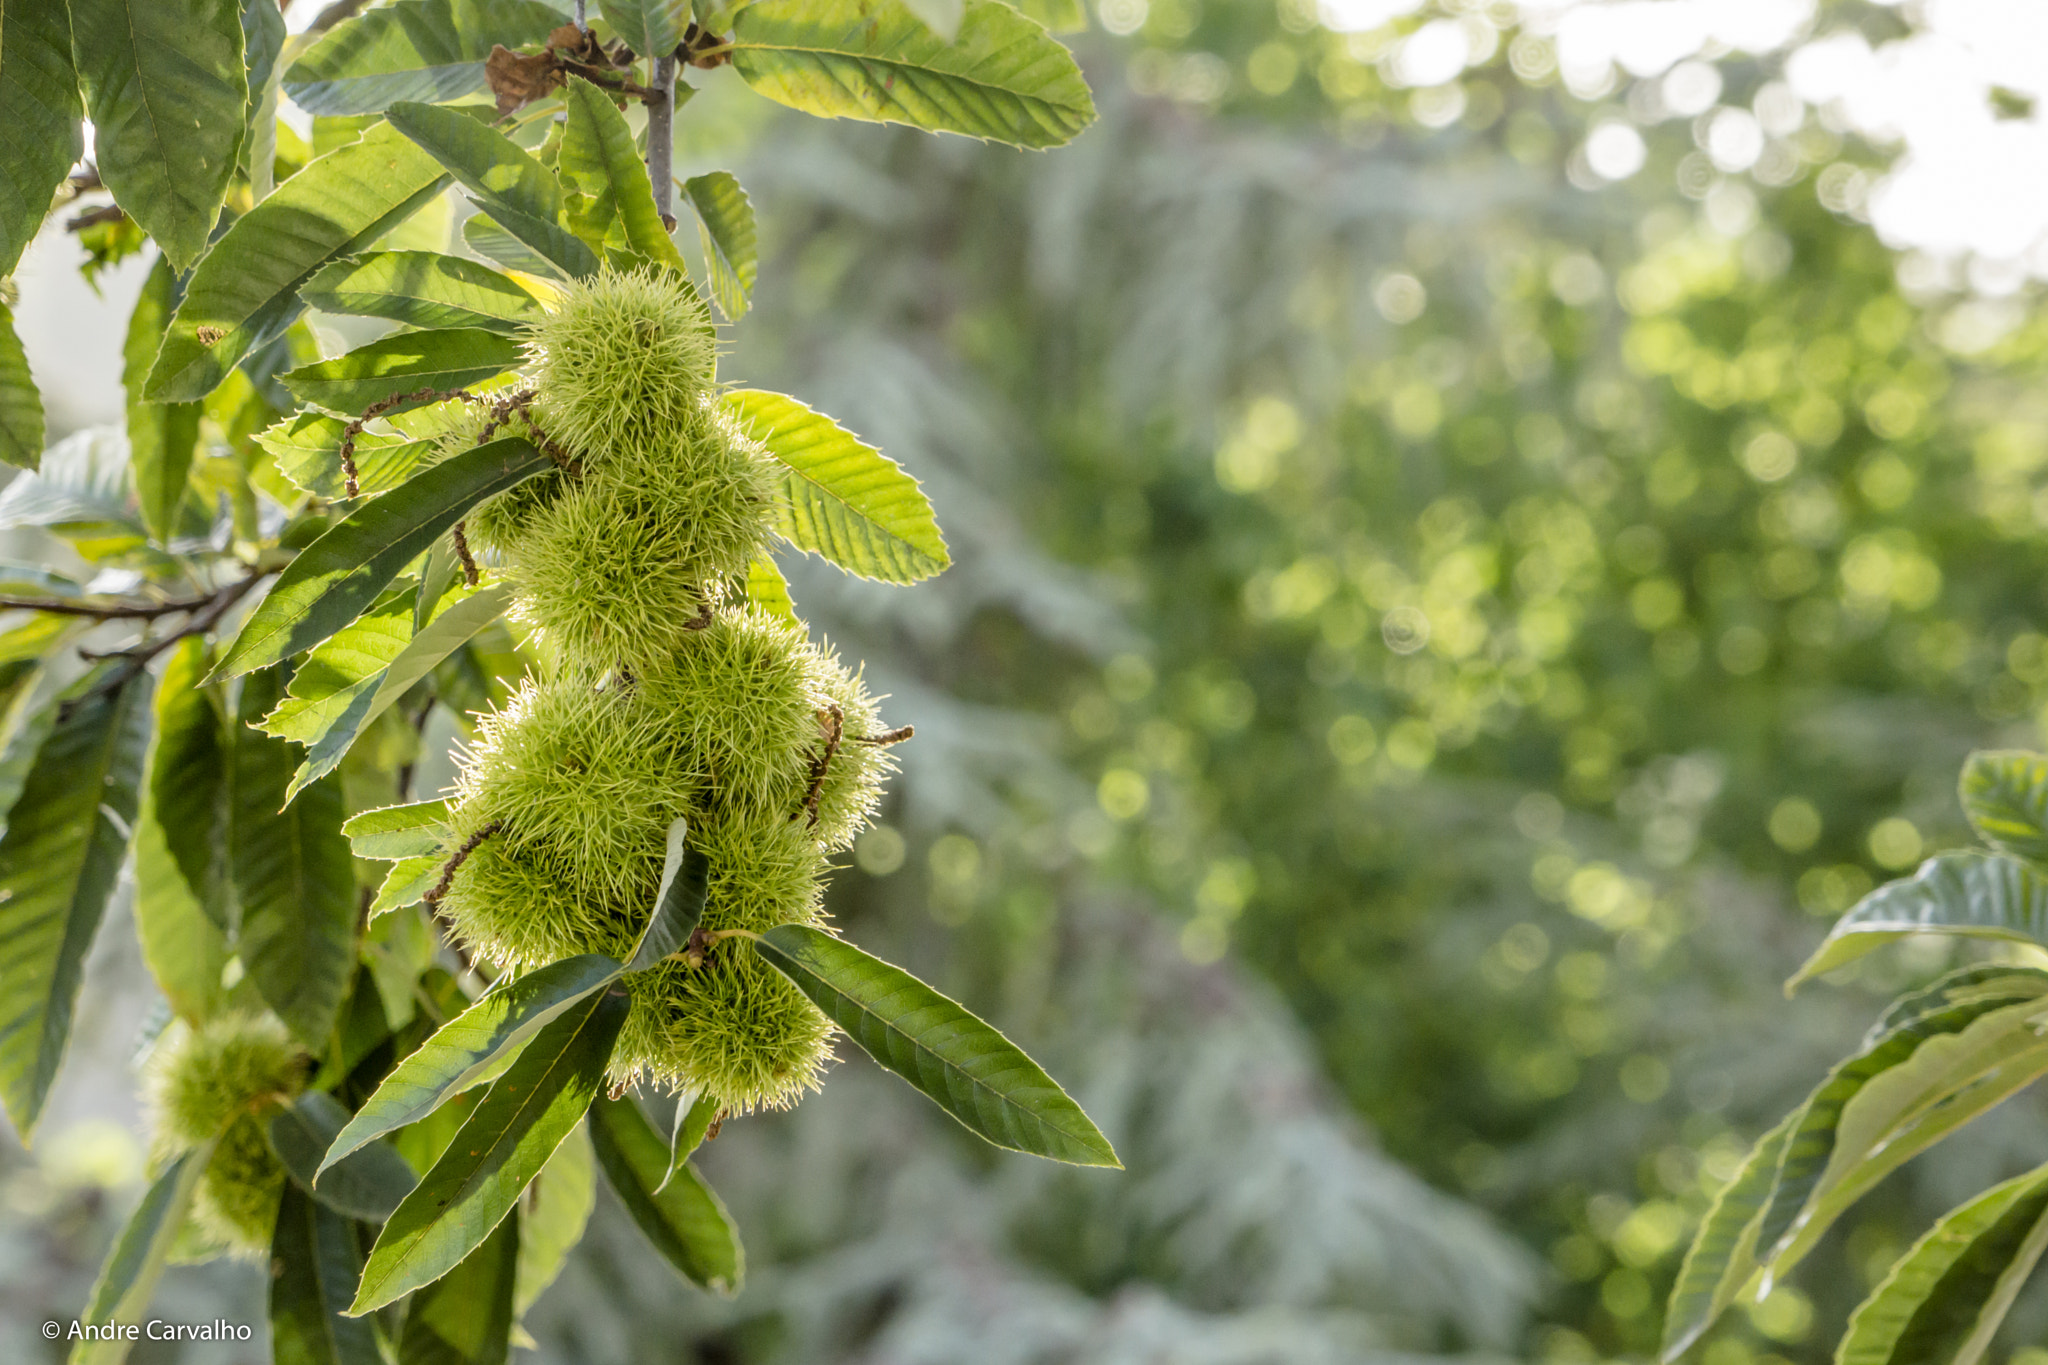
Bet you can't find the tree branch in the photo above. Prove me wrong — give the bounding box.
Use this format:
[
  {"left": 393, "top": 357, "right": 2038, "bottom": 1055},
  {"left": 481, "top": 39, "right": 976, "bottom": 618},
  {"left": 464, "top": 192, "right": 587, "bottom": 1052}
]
[{"left": 648, "top": 54, "right": 678, "bottom": 230}]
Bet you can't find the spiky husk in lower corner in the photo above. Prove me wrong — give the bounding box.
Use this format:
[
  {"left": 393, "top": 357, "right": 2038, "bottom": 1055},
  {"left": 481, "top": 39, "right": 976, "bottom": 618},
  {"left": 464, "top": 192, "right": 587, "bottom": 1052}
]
[{"left": 143, "top": 1013, "right": 308, "bottom": 1255}]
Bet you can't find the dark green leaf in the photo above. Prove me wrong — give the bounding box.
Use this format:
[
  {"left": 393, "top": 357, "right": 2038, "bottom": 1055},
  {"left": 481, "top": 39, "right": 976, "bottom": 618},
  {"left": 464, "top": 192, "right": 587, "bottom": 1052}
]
[
  {"left": 753, "top": 924, "right": 1119, "bottom": 1166},
  {"left": 271, "top": 1092, "right": 419, "bottom": 1224},
  {"left": 240, "top": 0, "right": 287, "bottom": 198},
  {"left": 148, "top": 638, "right": 229, "bottom": 928},
  {"left": 0, "top": 667, "right": 153, "bottom": 1139},
  {"left": 1789, "top": 853, "right": 2048, "bottom": 989},
  {"left": 729, "top": 0, "right": 1095, "bottom": 149},
  {"left": 395, "top": 1211, "right": 517, "bottom": 1365},
  {"left": 512, "top": 1121, "right": 594, "bottom": 1317},
  {"left": 124, "top": 258, "right": 204, "bottom": 542},
  {"left": 282, "top": 327, "right": 524, "bottom": 416},
  {"left": 231, "top": 666, "right": 357, "bottom": 1049},
  {"left": 303, "top": 251, "right": 545, "bottom": 335},
  {"left": 343, "top": 798, "right": 451, "bottom": 860},
  {"left": 1960, "top": 750, "right": 2048, "bottom": 869},
  {"left": 350, "top": 989, "right": 626, "bottom": 1313},
  {"left": 683, "top": 171, "right": 757, "bottom": 321},
  {"left": 724, "top": 388, "right": 949, "bottom": 583},
  {"left": 70, "top": 1143, "right": 214, "bottom": 1365},
  {"left": 0, "top": 303, "right": 44, "bottom": 472},
  {"left": 1661, "top": 1112, "right": 1796, "bottom": 1361},
  {"left": 385, "top": 102, "right": 598, "bottom": 278},
  {"left": 269, "top": 1181, "right": 383, "bottom": 1365},
  {"left": 133, "top": 799, "right": 238, "bottom": 1025},
  {"left": 1840, "top": 1162, "right": 2048, "bottom": 1365},
  {"left": 285, "top": 0, "right": 564, "bottom": 115},
  {"left": 0, "top": 0, "right": 84, "bottom": 279},
  {"left": 146, "top": 120, "right": 452, "bottom": 402},
  {"left": 627, "top": 818, "right": 709, "bottom": 972},
  {"left": 69, "top": 0, "right": 250, "bottom": 270},
  {"left": 558, "top": 78, "right": 689, "bottom": 274},
  {"left": 321, "top": 955, "right": 625, "bottom": 1178},
  {"left": 601, "top": 0, "right": 691, "bottom": 59},
  {"left": 210, "top": 436, "right": 550, "bottom": 682},
  {"left": 588, "top": 1095, "right": 741, "bottom": 1293}
]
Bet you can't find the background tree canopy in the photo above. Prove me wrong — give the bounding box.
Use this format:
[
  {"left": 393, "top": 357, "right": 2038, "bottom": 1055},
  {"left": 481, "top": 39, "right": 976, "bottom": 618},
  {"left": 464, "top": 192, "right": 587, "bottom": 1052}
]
[{"left": 7, "top": 0, "right": 2048, "bottom": 1362}]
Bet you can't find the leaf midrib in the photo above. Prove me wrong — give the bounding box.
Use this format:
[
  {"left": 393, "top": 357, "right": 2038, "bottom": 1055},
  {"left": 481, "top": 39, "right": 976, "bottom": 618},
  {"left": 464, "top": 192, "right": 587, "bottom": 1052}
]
[{"left": 732, "top": 34, "right": 1088, "bottom": 114}]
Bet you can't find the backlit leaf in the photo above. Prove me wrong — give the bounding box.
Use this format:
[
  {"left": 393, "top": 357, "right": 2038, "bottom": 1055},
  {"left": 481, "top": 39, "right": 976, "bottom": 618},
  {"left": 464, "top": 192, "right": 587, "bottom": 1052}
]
[
  {"left": 1789, "top": 853, "right": 2048, "bottom": 989},
  {"left": 285, "top": 0, "right": 565, "bottom": 115},
  {"left": 302, "top": 251, "right": 544, "bottom": 335},
  {"left": 683, "top": 171, "right": 757, "bottom": 321},
  {"left": 0, "top": 0, "right": 84, "bottom": 279}
]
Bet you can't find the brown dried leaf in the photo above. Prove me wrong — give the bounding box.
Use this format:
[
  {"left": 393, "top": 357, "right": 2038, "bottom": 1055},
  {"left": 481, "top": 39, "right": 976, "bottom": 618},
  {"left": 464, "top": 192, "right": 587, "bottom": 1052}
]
[{"left": 485, "top": 43, "right": 562, "bottom": 117}]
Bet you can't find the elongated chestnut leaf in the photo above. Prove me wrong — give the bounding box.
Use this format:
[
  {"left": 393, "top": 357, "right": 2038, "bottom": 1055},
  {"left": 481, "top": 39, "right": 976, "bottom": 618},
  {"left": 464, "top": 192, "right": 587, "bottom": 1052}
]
[
  {"left": 395, "top": 1210, "right": 518, "bottom": 1364},
  {"left": 302, "top": 251, "right": 544, "bottom": 336},
  {"left": 210, "top": 437, "right": 550, "bottom": 682},
  {"left": 124, "top": 259, "right": 202, "bottom": 541},
  {"left": 723, "top": 389, "right": 948, "bottom": 583},
  {"left": 349, "top": 989, "right": 627, "bottom": 1314},
  {"left": 512, "top": 1121, "right": 595, "bottom": 1318},
  {"left": 71, "top": 1143, "right": 214, "bottom": 1365},
  {"left": 258, "top": 391, "right": 487, "bottom": 501},
  {"left": 683, "top": 171, "right": 757, "bottom": 321},
  {"left": 1661, "top": 1112, "right": 1796, "bottom": 1361},
  {"left": 558, "top": 78, "right": 689, "bottom": 275},
  {"left": 660, "top": 1093, "right": 721, "bottom": 1194},
  {"left": 627, "top": 818, "right": 710, "bottom": 973},
  {"left": 282, "top": 327, "right": 523, "bottom": 416},
  {"left": 320, "top": 955, "right": 625, "bottom": 1179},
  {"left": 285, "top": 0, "right": 564, "bottom": 115},
  {"left": 588, "top": 1095, "right": 741, "bottom": 1293},
  {"left": 342, "top": 797, "right": 451, "bottom": 860},
  {"left": 1790, "top": 853, "right": 2048, "bottom": 989},
  {"left": 0, "top": 304, "right": 45, "bottom": 472},
  {"left": 269, "top": 1181, "right": 382, "bottom": 1365},
  {"left": 752, "top": 924, "right": 1119, "bottom": 1166},
  {"left": 386, "top": 101, "right": 598, "bottom": 279},
  {"left": 372, "top": 856, "right": 442, "bottom": 916},
  {"left": 270, "top": 1092, "right": 418, "bottom": 1225},
  {"left": 0, "top": 667, "right": 153, "bottom": 1139},
  {"left": 0, "top": 0, "right": 84, "bottom": 280}
]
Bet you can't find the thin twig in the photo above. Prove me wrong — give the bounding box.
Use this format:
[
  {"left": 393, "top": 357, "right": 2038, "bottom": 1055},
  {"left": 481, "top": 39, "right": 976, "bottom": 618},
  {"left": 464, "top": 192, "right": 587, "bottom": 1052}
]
[
  {"left": 423, "top": 820, "right": 504, "bottom": 906},
  {"left": 65, "top": 205, "right": 126, "bottom": 232},
  {"left": 0, "top": 591, "right": 223, "bottom": 620},
  {"left": 62, "top": 570, "right": 269, "bottom": 717}
]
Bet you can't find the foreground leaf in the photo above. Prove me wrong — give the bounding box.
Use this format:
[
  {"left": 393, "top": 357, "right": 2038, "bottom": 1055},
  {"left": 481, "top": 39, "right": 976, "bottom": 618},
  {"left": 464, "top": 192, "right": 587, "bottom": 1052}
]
[
  {"left": 271, "top": 1092, "right": 419, "bottom": 1225},
  {"left": 285, "top": 0, "right": 564, "bottom": 114},
  {"left": 386, "top": 101, "right": 598, "bottom": 279},
  {"left": 211, "top": 436, "right": 550, "bottom": 681},
  {"left": 301, "top": 251, "right": 544, "bottom": 335},
  {"left": 753, "top": 924, "right": 1119, "bottom": 1166},
  {"left": 373, "top": 856, "right": 442, "bottom": 916},
  {"left": 147, "top": 120, "right": 451, "bottom": 401},
  {"left": 723, "top": 389, "right": 948, "bottom": 583},
  {"left": 1660, "top": 1113, "right": 1796, "bottom": 1361},
  {"left": 320, "top": 955, "right": 625, "bottom": 1178},
  {"left": 0, "top": 668, "right": 153, "bottom": 1139},
  {"left": 350, "top": 989, "right": 627, "bottom": 1313},
  {"left": 683, "top": 171, "right": 757, "bottom": 321},
  {"left": 282, "top": 327, "right": 523, "bottom": 416},
  {"left": 395, "top": 1213, "right": 518, "bottom": 1365},
  {"left": 1840, "top": 1162, "right": 2048, "bottom": 1365},
  {"left": 257, "top": 392, "right": 486, "bottom": 500},
  {"left": 1960, "top": 750, "right": 2048, "bottom": 869},
  {"left": 588, "top": 1095, "right": 741, "bottom": 1293},
  {"left": 0, "top": 304, "right": 43, "bottom": 472},
  {"left": 124, "top": 259, "right": 204, "bottom": 542},
  {"left": 627, "top": 819, "right": 710, "bottom": 972},
  {"left": 661, "top": 1093, "right": 721, "bottom": 1194},
  {"left": 70, "top": 1144, "right": 214, "bottom": 1365},
  {"left": 0, "top": 0, "right": 84, "bottom": 278},
  {"left": 730, "top": 0, "right": 1095, "bottom": 149},
  {"left": 230, "top": 668, "right": 357, "bottom": 1049},
  {"left": 512, "top": 1121, "right": 595, "bottom": 1318},
  {"left": 69, "top": 0, "right": 249, "bottom": 270},
  {"left": 269, "top": 1181, "right": 382, "bottom": 1365},
  {"left": 1789, "top": 853, "right": 2048, "bottom": 989},
  {"left": 342, "top": 797, "right": 450, "bottom": 859},
  {"left": 558, "top": 78, "right": 689, "bottom": 275}
]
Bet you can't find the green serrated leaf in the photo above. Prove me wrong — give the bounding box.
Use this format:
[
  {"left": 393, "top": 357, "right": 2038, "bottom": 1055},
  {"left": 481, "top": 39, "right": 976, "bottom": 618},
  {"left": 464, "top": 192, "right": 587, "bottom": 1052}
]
[
  {"left": 373, "top": 854, "right": 442, "bottom": 916},
  {"left": 0, "top": 303, "right": 44, "bottom": 472},
  {"left": 1009, "top": 0, "right": 1085, "bottom": 34},
  {"left": 395, "top": 1209, "right": 518, "bottom": 1365},
  {"left": 68, "top": 0, "right": 248, "bottom": 271},
  {"left": 240, "top": 0, "right": 287, "bottom": 200},
  {"left": 729, "top": 0, "right": 1095, "bottom": 149},
  {"left": 627, "top": 818, "right": 709, "bottom": 972},
  {"left": 723, "top": 388, "right": 949, "bottom": 583},
  {"left": 256, "top": 391, "right": 485, "bottom": 501},
  {"left": 558, "top": 78, "right": 689, "bottom": 275},
  {"left": 124, "top": 258, "right": 203, "bottom": 541},
  {"left": 268, "top": 1180, "right": 383, "bottom": 1365},
  {"left": 752, "top": 923, "right": 1119, "bottom": 1166},
  {"left": 231, "top": 667, "right": 358, "bottom": 1050},
  {"left": 0, "top": 666, "right": 153, "bottom": 1139},
  {"left": 343, "top": 797, "right": 451, "bottom": 859},
  {"left": 601, "top": 0, "right": 692, "bottom": 58},
  {"left": 270, "top": 1092, "right": 419, "bottom": 1224},
  {"left": 659, "top": 1092, "right": 720, "bottom": 1194},
  {"left": 1840, "top": 1162, "right": 2048, "bottom": 1365},
  {"left": 321, "top": 955, "right": 625, "bottom": 1179},
  {"left": 1660, "top": 1112, "right": 1796, "bottom": 1361},
  {"left": 744, "top": 553, "right": 796, "bottom": 622},
  {"left": 463, "top": 211, "right": 569, "bottom": 281},
  {"left": 512, "top": 1120, "right": 595, "bottom": 1318},
  {"left": 683, "top": 171, "right": 756, "bottom": 321},
  {"left": 588, "top": 1095, "right": 741, "bottom": 1293},
  {"left": 303, "top": 251, "right": 545, "bottom": 336},
  {"left": 211, "top": 436, "right": 550, "bottom": 682},
  {"left": 0, "top": 0, "right": 84, "bottom": 279},
  {"left": 386, "top": 101, "right": 599, "bottom": 279},
  {"left": 350, "top": 988, "right": 627, "bottom": 1314},
  {"left": 1960, "top": 750, "right": 2048, "bottom": 869},
  {"left": 285, "top": 0, "right": 565, "bottom": 115},
  {"left": 282, "top": 327, "right": 524, "bottom": 417},
  {"left": 146, "top": 120, "right": 452, "bottom": 402},
  {"left": 69, "top": 1143, "right": 214, "bottom": 1365},
  {"left": 1789, "top": 853, "right": 2048, "bottom": 990},
  {"left": 261, "top": 585, "right": 417, "bottom": 747}
]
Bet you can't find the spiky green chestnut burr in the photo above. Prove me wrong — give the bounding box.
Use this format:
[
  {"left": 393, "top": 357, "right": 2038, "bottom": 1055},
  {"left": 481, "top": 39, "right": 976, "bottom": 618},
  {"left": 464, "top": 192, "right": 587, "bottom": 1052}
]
[{"left": 142, "top": 1013, "right": 307, "bottom": 1255}]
